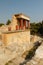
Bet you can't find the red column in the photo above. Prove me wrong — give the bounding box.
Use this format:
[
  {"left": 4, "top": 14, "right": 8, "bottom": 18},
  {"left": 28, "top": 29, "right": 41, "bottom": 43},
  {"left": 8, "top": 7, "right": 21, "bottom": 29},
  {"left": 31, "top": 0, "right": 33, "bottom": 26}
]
[
  {"left": 16, "top": 25, "right": 19, "bottom": 30},
  {"left": 8, "top": 27, "right": 11, "bottom": 31},
  {"left": 23, "top": 20, "right": 26, "bottom": 28},
  {"left": 20, "top": 19, "right": 23, "bottom": 29},
  {"left": 28, "top": 21, "right": 30, "bottom": 28}
]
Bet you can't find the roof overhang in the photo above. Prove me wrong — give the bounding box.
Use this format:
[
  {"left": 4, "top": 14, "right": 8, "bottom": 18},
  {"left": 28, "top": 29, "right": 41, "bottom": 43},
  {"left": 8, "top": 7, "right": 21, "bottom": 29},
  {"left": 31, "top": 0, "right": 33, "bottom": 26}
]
[{"left": 15, "top": 13, "right": 30, "bottom": 20}]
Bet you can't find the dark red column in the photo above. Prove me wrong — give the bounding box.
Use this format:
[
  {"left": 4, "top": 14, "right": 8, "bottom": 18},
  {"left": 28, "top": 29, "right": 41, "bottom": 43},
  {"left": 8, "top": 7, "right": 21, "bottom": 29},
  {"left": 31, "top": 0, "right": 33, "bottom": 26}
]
[
  {"left": 23, "top": 20, "right": 26, "bottom": 28},
  {"left": 8, "top": 27, "right": 11, "bottom": 31},
  {"left": 16, "top": 25, "right": 19, "bottom": 30},
  {"left": 28, "top": 21, "right": 30, "bottom": 28},
  {"left": 19, "top": 19, "right": 23, "bottom": 29}
]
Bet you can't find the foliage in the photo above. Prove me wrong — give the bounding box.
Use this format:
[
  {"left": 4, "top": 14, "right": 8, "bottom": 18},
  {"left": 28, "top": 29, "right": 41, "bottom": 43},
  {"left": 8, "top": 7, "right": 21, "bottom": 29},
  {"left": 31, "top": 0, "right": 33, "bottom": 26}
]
[
  {"left": 30, "top": 21, "right": 43, "bottom": 36},
  {"left": 6, "top": 20, "right": 11, "bottom": 25},
  {"left": 0, "top": 23, "right": 4, "bottom": 27}
]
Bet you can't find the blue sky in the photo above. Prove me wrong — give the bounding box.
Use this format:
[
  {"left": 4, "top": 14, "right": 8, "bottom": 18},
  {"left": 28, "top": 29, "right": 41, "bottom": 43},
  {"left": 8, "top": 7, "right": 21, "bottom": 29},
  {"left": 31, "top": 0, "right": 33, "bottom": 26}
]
[{"left": 0, "top": 0, "right": 43, "bottom": 23}]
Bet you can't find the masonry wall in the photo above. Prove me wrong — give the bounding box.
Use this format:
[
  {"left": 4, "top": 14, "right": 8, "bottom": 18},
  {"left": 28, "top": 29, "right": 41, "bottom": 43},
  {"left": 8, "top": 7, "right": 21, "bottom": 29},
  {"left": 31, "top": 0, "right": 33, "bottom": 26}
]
[
  {"left": 2, "top": 30, "right": 32, "bottom": 57},
  {"left": 10, "top": 15, "right": 18, "bottom": 31},
  {"left": 2, "top": 30, "right": 30, "bottom": 45}
]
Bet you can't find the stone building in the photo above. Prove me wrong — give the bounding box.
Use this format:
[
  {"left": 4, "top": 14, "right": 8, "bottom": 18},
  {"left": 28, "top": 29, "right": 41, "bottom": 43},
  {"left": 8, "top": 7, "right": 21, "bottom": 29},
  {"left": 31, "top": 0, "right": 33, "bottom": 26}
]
[
  {"left": 1, "top": 13, "right": 30, "bottom": 46},
  {"left": 9, "top": 13, "right": 30, "bottom": 31},
  {"left": 0, "top": 13, "right": 30, "bottom": 32},
  {"left": 0, "top": 13, "right": 31, "bottom": 65}
]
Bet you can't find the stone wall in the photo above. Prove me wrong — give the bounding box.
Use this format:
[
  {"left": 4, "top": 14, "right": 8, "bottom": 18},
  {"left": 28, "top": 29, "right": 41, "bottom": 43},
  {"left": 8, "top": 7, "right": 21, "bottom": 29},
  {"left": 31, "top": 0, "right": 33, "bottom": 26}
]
[
  {"left": 2, "top": 30, "right": 30, "bottom": 46},
  {"left": 10, "top": 15, "right": 18, "bottom": 31},
  {"left": 2, "top": 30, "right": 32, "bottom": 53},
  {"left": 0, "top": 30, "right": 35, "bottom": 65},
  {"left": 2, "top": 30, "right": 32, "bottom": 58}
]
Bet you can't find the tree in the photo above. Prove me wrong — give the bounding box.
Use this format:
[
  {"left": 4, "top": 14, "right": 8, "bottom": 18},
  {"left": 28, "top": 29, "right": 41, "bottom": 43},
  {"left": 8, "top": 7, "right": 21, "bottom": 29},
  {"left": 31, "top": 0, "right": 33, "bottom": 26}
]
[
  {"left": 0, "top": 23, "right": 4, "bottom": 27},
  {"left": 6, "top": 20, "right": 11, "bottom": 25},
  {"left": 30, "top": 21, "right": 43, "bottom": 36},
  {"left": 38, "top": 20, "right": 43, "bottom": 35}
]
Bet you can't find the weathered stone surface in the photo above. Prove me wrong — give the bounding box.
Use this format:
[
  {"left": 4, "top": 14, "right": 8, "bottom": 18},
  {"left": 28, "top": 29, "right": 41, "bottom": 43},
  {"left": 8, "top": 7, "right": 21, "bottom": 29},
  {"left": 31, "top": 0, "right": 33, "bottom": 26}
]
[
  {"left": 2, "top": 31, "right": 30, "bottom": 46},
  {"left": 0, "top": 33, "right": 43, "bottom": 65},
  {"left": 0, "top": 31, "right": 33, "bottom": 65}
]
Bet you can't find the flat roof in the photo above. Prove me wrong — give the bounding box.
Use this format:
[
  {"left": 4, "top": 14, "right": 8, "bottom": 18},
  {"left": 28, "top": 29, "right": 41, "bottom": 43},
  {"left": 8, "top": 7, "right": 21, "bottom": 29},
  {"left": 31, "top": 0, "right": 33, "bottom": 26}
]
[{"left": 15, "top": 13, "right": 30, "bottom": 20}]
